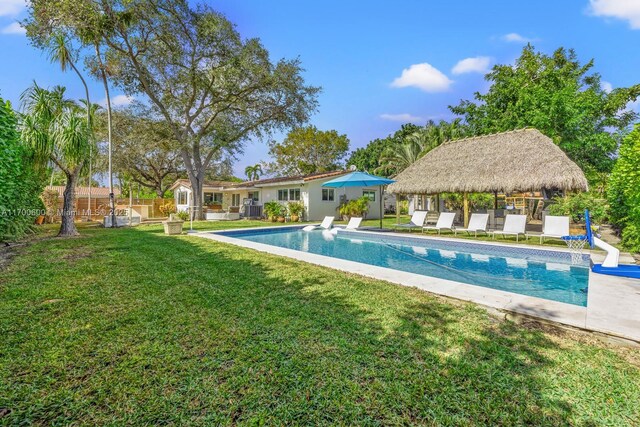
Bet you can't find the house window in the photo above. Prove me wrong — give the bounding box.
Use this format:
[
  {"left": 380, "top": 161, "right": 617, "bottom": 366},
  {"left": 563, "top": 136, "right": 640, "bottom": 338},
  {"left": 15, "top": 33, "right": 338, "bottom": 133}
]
[
  {"left": 232, "top": 194, "right": 240, "bottom": 206},
  {"left": 177, "top": 191, "right": 188, "bottom": 205},
  {"left": 204, "top": 192, "right": 223, "bottom": 204},
  {"left": 363, "top": 190, "right": 376, "bottom": 201},
  {"left": 289, "top": 188, "right": 301, "bottom": 201},
  {"left": 277, "top": 189, "right": 289, "bottom": 201},
  {"left": 248, "top": 191, "right": 259, "bottom": 202},
  {"left": 322, "top": 189, "right": 335, "bottom": 201}
]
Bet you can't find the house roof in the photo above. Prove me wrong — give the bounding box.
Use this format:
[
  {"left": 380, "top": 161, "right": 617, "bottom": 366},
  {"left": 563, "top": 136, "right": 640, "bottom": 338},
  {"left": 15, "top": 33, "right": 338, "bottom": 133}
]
[
  {"left": 169, "top": 170, "right": 351, "bottom": 191},
  {"left": 234, "top": 170, "right": 350, "bottom": 188},
  {"left": 386, "top": 128, "right": 588, "bottom": 195},
  {"left": 168, "top": 179, "right": 240, "bottom": 191},
  {"left": 46, "top": 186, "right": 121, "bottom": 198}
]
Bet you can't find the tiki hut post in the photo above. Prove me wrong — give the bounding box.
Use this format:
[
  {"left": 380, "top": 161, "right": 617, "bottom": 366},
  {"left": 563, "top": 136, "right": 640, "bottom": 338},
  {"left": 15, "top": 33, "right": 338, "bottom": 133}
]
[{"left": 463, "top": 192, "right": 470, "bottom": 228}]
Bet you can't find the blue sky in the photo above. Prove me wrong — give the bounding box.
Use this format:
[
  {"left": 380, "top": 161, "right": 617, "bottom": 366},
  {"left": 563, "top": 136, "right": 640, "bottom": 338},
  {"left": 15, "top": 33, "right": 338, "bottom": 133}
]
[{"left": 1, "top": 0, "right": 640, "bottom": 178}]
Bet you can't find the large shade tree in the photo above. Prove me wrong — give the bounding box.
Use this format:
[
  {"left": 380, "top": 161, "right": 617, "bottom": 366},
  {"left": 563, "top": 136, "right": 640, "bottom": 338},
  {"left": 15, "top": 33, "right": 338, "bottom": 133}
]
[
  {"left": 102, "top": 108, "right": 182, "bottom": 198},
  {"left": 20, "top": 84, "right": 91, "bottom": 236},
  {"left": 265, "top": 125, "right": 350, "bottom": 176},
  {"left": 450, "top": 45, "right": 640, "bottom": 185},
  {"left": 25, "top": 0, "right": 319, "bottom": 219}
]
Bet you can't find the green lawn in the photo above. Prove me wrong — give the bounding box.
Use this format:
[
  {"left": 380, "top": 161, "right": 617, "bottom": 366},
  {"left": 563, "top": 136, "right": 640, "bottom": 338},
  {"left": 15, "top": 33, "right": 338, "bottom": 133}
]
[{"left": 1, "top": 223, "right": 638, "bottom": 425}]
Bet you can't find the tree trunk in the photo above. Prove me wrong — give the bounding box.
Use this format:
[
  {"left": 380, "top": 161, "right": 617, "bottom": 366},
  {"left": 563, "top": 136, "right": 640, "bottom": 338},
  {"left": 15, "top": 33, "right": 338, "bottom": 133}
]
[
  {"left": 59, "top": 170, "right": 80, "bottom": 237},
  {"left": 192, "top": 177, "right": 204, "bottom": 220}
]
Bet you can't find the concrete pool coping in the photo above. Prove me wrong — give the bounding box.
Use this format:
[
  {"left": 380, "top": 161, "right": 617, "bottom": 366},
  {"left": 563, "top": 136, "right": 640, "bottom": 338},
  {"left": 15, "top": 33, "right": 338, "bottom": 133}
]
[{"left": 192, "top": 226, "right": 640, "bottom": 343}]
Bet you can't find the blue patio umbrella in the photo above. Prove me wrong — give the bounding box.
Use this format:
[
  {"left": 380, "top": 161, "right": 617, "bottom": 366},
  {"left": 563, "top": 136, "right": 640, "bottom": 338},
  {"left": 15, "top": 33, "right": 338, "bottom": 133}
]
[{"left": 322, "top": 171, "right": 395, "bottom": 229}]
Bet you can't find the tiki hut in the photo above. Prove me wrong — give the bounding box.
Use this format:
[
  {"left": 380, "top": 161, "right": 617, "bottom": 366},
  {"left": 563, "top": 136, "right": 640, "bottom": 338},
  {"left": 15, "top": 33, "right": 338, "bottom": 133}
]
[{"left": 387, "top": 128, "right": 588, "bottom": 226}]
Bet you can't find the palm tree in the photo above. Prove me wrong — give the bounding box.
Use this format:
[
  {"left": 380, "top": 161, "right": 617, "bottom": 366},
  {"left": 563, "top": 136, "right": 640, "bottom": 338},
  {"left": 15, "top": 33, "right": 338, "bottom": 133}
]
[
  {"left": 376, "top": 135, "right": 425, "bottom": 176},
  {"left": 244, "top": 163, "right": 263, "bottom": 181},
  {"left": 21, "top": 83, "right": 92, "bottom": 236}
]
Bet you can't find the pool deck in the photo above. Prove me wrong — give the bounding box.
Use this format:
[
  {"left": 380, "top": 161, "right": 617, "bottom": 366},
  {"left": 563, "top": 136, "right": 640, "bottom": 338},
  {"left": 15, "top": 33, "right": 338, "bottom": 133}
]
[{"left": 192, "top": 226, "right": 640, "bottom": 343}]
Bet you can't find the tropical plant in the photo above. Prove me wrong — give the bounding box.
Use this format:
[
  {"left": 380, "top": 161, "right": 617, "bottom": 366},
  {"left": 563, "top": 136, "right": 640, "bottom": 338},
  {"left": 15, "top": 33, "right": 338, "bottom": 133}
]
[
  {"left": 20, "top": 84, "right": 92, "bottom": 236},
  {"left": 547, "top": 192, "right": 609, "bottom": 224},
  {"left": 607, "top": 125, "right": 640, "bottom": 252},
  {"left": 339, "top": 196, "right": 370, "bottom": 219},
  {"left": 287, "top": 201, "right": 304, "bottom": 220},
  {"left": 441, "top": 193, "right": 494, "bottom": 212},
  {"left": 244, "top": 164, "right": 263, "bottom": 181},
  {"left": 263, "top": 201, "right": 284, "bottom": 221},
  {"left": 0, "top": 98, "right": 45, "bottom": 241}
]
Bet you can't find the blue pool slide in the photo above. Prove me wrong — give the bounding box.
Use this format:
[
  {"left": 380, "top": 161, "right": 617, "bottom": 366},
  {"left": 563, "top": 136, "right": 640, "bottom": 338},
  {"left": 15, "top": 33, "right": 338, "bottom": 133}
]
[{"left": 585, "top": 209, "right": 640, "bottom": 279}]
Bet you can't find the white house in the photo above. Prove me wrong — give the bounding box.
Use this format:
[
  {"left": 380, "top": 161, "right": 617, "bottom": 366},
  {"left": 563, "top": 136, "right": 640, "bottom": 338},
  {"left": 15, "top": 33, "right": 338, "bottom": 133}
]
[{"left": 169, "top": 170, "right": 383, "bottom": 221}]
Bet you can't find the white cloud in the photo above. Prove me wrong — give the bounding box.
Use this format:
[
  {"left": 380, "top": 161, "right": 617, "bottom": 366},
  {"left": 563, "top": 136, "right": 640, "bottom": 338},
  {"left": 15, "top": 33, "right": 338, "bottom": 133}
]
[
  {"left": 0, "top": 0, "right": 25, "bottom": 17},
  {"left": 380, "top": 113, "right": 425, "bottom": 123},
  {"left": 626, "top": 98, "right": 640, "bottom": 112},
  {"left": 501, "top": 32, "right": 536, "bottom": 43},
  {"left": 601, "top": 81, "right": 613, "bottom": 93},
  {"left": 101, "top": 94, "right": 135, "bottom": 107},
  {"left": 391, "top": 63, "right": 453, "bottom": 92},
  {"left": 588, "top": 0, "right": 640, "bottom": 29},
  {"left": 451, "top": 56, "right": 491, "bottom": 75},
  {"left": 1, "top": 22, "right": 25, "bottom": 35}
]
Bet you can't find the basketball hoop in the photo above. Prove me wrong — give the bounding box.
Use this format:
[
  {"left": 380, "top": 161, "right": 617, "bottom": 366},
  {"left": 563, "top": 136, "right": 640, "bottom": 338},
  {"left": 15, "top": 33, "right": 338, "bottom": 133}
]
[{"left": 562, "top": 235, "right": 588, "bottom": 264}]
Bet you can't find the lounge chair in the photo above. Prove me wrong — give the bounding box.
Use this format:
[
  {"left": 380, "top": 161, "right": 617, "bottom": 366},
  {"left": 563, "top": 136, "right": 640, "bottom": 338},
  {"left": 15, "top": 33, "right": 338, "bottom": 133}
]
[
  {"left": 329, "top": 216, "right": 363, "bottom": 235},
  {"left": 490, "top": 214, "right": 527, "bottom": 242},
  {"left": 302, "top": 216, "right": 334, "bottom": 232},
  {"left": 423, "top": 212, "right": 456, "bottom": 235},
  {"left": 393, "top": 210, "right": 428, "bottom": 232},
  {"left": 454, "top": 213, "right": 489, "bottom": 237},
  {"left": 532, "top": 215, "right": 570, "bottom": 244},
  {"left": 345, "top": 217, "right": 363, "bottom": 230}
]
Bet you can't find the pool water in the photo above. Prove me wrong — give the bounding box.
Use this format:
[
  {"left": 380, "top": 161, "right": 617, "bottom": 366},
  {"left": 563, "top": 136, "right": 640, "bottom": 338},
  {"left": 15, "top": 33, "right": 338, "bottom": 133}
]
[{"left": 219, "top": 227, "right": 590, "bottom": 306}]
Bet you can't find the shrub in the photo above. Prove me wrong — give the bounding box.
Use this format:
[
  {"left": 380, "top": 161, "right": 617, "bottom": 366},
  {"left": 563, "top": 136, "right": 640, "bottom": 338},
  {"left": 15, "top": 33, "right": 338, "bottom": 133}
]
[
  {"left": 0, "top": 99, "right": 44, "bottom": 241},
  {"left": 176, "top": 210, "right": 189, "bottom": 221},
  {"left": 607, "top": 125, "right": 640, "bottom": 252},
  {"left": 548, "top": 192, "right": 609, "bottom": 224},
  {"left": 339, "top": 196, "right": 370, "bottom": 218},
  {"left": 263, "top": 201, "right": 284, "bottom": 219},
  {"left": 287, "top": 201, "right": 304, "bottom": 218},
  {"left": 441, "top": 193, "right": 494, "bottom": 211},
  {"left": 159, "top": 201, "right": 176, "bottom": 216}
]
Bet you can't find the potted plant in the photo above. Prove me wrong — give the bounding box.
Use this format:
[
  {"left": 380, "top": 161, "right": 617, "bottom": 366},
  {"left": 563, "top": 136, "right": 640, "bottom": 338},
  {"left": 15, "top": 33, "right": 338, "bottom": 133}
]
[
  {"left": 263, "top": 201, "right": 281, "bottom": 222},
  {"left": 163, "top": 212, "right": 185, "bottom": 235},
  {"left": 339, "top": 196, "right": 370, "bottom": 221},
  {"left": 276, "top": 204, "right": 286, "bottom": 222},
  {"left": 288, "top": 201, "right": 304, "bottom": 222}
]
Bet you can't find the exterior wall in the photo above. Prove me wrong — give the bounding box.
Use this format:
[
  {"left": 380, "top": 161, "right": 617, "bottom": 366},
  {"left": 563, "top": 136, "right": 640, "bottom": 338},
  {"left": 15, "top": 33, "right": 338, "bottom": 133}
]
[
  {"left": 221, "top": 190, "right": 250, "bottom": 209},
  {"left": 305, "top": 180, "right": 382, "bottom": 221},
  {"left": 173, "top": 185, "right": 192, "bottom": 212}
]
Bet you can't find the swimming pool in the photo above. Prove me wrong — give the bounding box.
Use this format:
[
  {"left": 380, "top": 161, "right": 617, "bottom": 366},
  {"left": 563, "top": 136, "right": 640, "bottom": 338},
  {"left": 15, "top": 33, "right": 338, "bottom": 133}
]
[{"left": 218, "top": 227, "right": 590, "bottom": 306}]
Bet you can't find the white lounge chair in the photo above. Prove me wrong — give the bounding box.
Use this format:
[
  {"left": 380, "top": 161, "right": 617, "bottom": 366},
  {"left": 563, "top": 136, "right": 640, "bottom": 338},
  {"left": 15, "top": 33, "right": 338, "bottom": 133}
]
[
  {"left": 534, "top": 215, "right": 570, "bottom": 244},
  {"left": 491, "top": 214, "right": 527, "bottom": 242},
  {"left": 423, "top": 212, "right": 456, "bottom": 234},
  {"left": 345, "top": 217, "right": 363, "bottom": 230},
  {"left": 303, "top": 216, "right": 334, "bottom": 232},
  {"left": 393, "top": 210, "right": 428, "bottom": 232},
  {"left": 454, "top": 213, "right": 489, "bottom": 237},
  {"left": 330, "top": 216, "right": 363, "bottom": 235}
]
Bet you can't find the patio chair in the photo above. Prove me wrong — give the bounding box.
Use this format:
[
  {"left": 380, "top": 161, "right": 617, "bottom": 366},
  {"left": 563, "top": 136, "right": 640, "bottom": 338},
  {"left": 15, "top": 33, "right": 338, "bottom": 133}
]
[
  {"left": 454, "top": 213, "right": 489, "bottom": 237},
  {"left": 393, "top": 210, "right": 428, "bottom": 232},
  {"left": 303, "top": 216, "right": 334, "bottom": 232},
  {"left": 345, "top": 217, "right": 363, "bottom": 230},
  {"left": 423, "top": 212, "right": 456, "bottom": 235},
  {"left": 490, "top": 214, "right": 527, "bottom": 242},
  {"left": 532, "top": 215, "right": 570, "bottom": 244}
]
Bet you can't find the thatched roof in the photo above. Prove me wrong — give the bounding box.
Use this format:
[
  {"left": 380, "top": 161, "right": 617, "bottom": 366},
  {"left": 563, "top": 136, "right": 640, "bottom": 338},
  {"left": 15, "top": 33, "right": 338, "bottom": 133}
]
[{"left": 387, "top": 128, "right": 588, "bottom": 195}]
